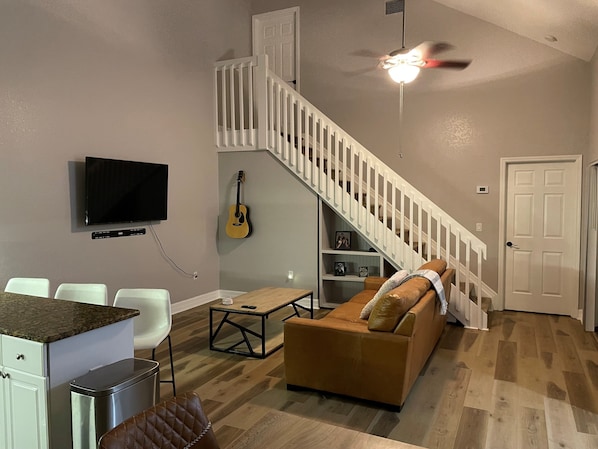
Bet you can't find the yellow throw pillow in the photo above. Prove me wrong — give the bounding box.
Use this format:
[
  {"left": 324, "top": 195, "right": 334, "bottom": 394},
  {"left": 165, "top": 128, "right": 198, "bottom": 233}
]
[
  {"left": 367, "top": 277, "right": 431, "bottom": 331},
  {"left": 359, "top": 270, "right": 409, "bottom": 319}
]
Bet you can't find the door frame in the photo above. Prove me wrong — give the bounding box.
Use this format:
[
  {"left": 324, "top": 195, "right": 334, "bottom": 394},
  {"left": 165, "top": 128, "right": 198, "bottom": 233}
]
[
  {"left": 497, "top": 155, "right": 583, "bottom": 314},
  {"left": 252, "top": 7, "right": 300, "bottom": 92},
  {"left": 584, "top": 161, "right": 598, "bottom": 330}
]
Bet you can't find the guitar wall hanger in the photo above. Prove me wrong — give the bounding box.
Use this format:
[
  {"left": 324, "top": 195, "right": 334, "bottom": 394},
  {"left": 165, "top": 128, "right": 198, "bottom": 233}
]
[{"left": 226, "top": 170, "right": 251, "bottom": 238}]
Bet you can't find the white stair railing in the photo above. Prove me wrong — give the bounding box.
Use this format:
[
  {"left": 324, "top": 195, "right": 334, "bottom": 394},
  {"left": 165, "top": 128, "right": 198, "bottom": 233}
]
[{"left": 215, "top": 55, "right": 490, "bottom": 330}]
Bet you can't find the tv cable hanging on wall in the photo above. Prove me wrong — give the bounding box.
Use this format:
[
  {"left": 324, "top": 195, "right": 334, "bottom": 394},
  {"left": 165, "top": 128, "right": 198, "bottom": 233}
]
[{"left": 149, "top": 223, "right": 197, "bottom": 279}]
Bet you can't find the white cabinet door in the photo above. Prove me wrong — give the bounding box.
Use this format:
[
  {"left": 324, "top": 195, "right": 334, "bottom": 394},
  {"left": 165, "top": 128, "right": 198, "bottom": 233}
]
[
  {"left": 0, "top": 369, "right": 7, "bottom": 449},
  {"left": 0, "top": 337, "right": 7, "bottom": 449},
  {"left": 4, "top": 368, "right": 49, "bottom": 449}
]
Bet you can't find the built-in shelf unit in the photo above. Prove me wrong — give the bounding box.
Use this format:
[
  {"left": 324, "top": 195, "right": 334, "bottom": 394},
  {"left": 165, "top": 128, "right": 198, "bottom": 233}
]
[{"left": 319, "top": 200, "right": 395, "bottom": 307}]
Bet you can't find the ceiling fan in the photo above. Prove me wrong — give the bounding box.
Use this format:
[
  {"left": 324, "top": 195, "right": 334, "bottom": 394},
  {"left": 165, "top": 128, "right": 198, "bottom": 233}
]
[
  {"left": 361, "top": 1, "right": 473, "bottom": 158},
  {"left": 377, "top": 0, "right": 472, "bottom": 84},
  {"left": 381, "top": 41, "right": 471, "bottom": 83}
]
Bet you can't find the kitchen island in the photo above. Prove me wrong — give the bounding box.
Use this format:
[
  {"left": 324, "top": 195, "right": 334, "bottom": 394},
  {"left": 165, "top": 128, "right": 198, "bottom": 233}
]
[{"left": 0, "top": 292, "right": 139, "bottom": 449}]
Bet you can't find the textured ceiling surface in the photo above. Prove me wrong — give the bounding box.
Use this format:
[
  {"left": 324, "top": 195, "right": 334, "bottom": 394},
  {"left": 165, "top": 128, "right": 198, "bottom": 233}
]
[
  {"left": 320, "top": 0, "right": 595, "bottom": 97},
  {"left": 434, "top": 0, "right": 598, "bottom": 61}
]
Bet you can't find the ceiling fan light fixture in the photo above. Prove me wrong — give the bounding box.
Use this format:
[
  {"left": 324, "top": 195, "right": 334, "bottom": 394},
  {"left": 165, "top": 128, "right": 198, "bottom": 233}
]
[{"left": 388, "top": 64, "right": 420, "bottom": 83}]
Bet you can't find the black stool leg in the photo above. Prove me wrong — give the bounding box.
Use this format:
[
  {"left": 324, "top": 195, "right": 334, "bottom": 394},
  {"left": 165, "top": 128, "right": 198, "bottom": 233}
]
[
  {"left": 167, "top": 334, "right": 176, "bottom": 396},
  {"left": 151, "top": 335, "right": 176, "bottom": 396}
]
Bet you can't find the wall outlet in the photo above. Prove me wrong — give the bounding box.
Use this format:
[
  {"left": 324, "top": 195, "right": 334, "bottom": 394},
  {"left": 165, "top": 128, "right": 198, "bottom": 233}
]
[
  {"left": 476, "top": 223, "right": 483, "bottom": 232},
  {"left": 193, "top": 271, "right": 198, "bottom": 280}
]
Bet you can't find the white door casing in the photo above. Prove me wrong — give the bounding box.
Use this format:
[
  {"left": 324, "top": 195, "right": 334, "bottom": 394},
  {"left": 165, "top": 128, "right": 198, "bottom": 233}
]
[
  {"left": 498, "top": 156, "right": 582, "bottom": 317},
  {"left": 252, "top": 7, "right": 299, "bottom": 91},
  {"left": 584, "top": 163, "right": 598, "bottom": 330}
]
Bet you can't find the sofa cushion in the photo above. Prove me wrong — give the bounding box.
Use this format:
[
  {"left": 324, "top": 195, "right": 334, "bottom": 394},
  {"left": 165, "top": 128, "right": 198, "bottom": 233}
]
[
  {"left": 367, "top": 276, "right": 431, "bottom": 332},
  {"left": 359, "top": 270, "right": 409, "bottom": 319},
  {"left": 364, "top": 276, "right": 386, "bottom": 291},
  {"left": 349, "top": 289, "right": 378, "bottom": 306},
  {"left": 327, "top": 301, "right": 370, "bottom": 325}
]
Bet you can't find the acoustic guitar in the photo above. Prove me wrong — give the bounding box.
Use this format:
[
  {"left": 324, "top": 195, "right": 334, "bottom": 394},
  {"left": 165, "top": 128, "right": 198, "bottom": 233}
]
[{"left": 225, "top": 170, "right": 251, "bottom": 238}]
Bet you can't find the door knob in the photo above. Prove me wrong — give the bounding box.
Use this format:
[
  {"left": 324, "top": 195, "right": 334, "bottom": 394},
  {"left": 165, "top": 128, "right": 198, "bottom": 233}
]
[{"left": 506, "top": 241, "right": 519, "bottom": 249}]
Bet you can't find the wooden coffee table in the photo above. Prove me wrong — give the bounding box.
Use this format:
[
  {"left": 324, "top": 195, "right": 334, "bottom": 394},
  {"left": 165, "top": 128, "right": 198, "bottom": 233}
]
[{"left": 209, "top": 287, "right": 313, "bottom": 358}]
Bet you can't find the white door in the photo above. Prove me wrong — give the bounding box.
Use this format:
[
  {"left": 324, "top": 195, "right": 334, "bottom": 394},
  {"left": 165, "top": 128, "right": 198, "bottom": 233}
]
[
  {"left": 503, "top": 158, "right": 581, "bottom": 316},
  {"left": 252, "top": 7, "right": 299, "bottom": 90}
]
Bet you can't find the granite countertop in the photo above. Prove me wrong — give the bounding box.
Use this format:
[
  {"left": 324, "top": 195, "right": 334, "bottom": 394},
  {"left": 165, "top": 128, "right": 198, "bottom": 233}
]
[{"left": 0, "top": 292, "right": 139, "bottom": 343}]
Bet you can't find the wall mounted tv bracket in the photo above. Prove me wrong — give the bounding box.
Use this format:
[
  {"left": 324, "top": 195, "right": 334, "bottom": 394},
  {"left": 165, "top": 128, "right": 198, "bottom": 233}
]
[{"left": 91, "top": 228, "right": 146, "bottom": 240}]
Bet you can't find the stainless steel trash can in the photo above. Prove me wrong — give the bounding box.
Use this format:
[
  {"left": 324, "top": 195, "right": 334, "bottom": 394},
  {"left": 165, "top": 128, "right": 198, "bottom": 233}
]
[{"left": 70, "top": 358, "right": 160, "bottom": 449}]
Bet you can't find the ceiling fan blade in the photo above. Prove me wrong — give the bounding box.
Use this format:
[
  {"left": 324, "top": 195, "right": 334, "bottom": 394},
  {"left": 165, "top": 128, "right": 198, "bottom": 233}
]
[
  {"left": 411, "top": 41, "right": 454, "bottom": 59},
  {"left": 352, "top": 49, "right": 387, "bottom": 58},
  {"left": 343, "top": 66, "right": 379, "bottom": 77},
  {"left": 424, "top": 59, "right": 471, "bottom": 69}
]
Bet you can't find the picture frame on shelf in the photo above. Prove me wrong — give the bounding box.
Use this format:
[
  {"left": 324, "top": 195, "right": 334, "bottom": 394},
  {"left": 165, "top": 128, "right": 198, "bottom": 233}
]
[
  {"left": 334, "top": 262, "right": 346, "bottom": 276},
  {"left": 359, "top": 266, "right": 369, "bottom": 277},
  {"left": 334, "top": 231, "right": 351, "bottom": 250}
]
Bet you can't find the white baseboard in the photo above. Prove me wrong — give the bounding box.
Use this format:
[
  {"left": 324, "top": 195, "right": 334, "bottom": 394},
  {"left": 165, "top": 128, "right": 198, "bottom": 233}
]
[
  {"left": 171, "top": 290, "right": 242, "bottom": 315},
  {"left": 297, "top": 297, "right": 320, "bottom": 310},
  {"left": 172, "top": 290, "right": 320, "bottom": 315}
]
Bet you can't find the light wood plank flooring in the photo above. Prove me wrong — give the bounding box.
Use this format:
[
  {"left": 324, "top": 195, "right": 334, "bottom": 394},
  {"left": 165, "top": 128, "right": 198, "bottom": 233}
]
[{"left": 139, "top": 303, "right": 598, "bottom": 449}]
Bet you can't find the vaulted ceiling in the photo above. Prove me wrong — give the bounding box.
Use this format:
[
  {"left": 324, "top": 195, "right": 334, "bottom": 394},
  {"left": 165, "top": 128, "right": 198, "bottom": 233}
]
[
  {"left": 434, "top": 0, "right": 598, "bottom": 61},
  {"left": 322, "top": 0, "right": 596, "bottom": 96}
]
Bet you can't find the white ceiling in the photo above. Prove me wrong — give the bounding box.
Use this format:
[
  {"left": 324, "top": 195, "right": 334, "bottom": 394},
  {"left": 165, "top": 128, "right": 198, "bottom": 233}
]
[{"left": 434, "top": 0, "right": 598, "bottom": 61}]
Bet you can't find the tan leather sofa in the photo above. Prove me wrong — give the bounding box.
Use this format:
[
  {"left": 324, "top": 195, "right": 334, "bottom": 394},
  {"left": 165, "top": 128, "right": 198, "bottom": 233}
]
[{"left": 284, "top": 259, "right": 455, "bottom": 410}]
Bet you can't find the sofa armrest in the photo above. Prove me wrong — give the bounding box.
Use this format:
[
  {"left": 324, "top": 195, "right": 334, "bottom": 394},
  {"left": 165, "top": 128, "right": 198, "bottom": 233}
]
[
  {"left": 364, "top": 276, "right": 387, "bottom": 291},
  {"left": 394, "top": 268, "right": 455, "bottom": 337},
  {"left": 393, "top": 268, "right": 455, "bottom": 396}
]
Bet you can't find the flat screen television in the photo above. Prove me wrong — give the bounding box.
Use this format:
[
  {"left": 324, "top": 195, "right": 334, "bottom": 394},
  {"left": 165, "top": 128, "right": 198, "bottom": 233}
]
[{"left": 85, "top": 156, "right": 168, "bottom": 226}]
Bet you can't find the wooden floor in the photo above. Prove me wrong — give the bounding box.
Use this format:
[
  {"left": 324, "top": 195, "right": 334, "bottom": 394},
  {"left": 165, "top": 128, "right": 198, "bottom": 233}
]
[{"left": 141, "top": 302, "right": 598, "bottom": 449}]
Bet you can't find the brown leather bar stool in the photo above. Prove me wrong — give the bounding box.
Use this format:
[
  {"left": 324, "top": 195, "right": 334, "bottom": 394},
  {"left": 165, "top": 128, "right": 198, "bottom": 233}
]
[{"left": 98, "top": 391, "right": 220, "bottom": 449}]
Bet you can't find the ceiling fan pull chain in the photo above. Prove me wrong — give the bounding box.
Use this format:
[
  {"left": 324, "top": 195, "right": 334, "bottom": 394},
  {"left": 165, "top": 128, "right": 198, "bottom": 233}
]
[
  {"left": 401, "top": 0, "right": 406, "bottom": 49},
  {"left": 399, "top": 81, "right": 405, "bottom": 158}
]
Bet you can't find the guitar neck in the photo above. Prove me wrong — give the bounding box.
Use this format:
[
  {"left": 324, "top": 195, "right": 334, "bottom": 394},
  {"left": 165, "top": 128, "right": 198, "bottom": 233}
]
[
  {"left": 234, "top": 170, "right": 245, "bottom": 215},
  {"left": 235, "top": 178, "right": 241, "bottom": 214}
]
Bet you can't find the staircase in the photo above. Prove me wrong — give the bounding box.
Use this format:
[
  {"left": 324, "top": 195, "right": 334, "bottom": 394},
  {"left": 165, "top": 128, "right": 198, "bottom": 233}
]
[{"left": 214, "top": 55, "right": 494, "bottom": 330}]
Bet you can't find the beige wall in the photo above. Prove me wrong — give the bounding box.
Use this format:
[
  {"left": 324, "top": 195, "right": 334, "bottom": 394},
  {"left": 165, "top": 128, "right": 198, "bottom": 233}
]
[
  {"left": 0, "top": 0, "right": 251, "bottom": 303},
  {"left": 590, "top": 51, "right": 598, "bottom": 163},
  {"left": 251, "top": 0, "right": 592, "bottom": 291},
  {"left": 218, "top": 151, "right": 318, "bottom": 292},
  {"left": 590, "top": 50, "right": 598, "bottom": 324}
]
